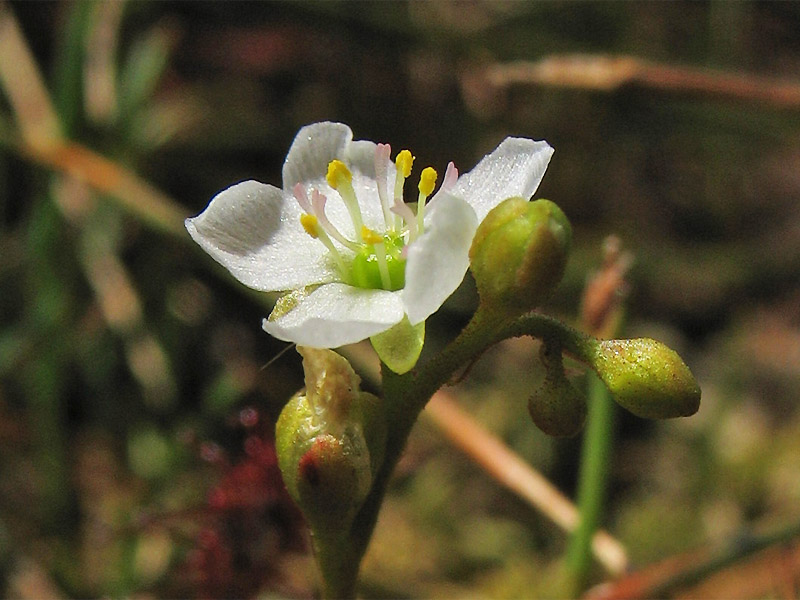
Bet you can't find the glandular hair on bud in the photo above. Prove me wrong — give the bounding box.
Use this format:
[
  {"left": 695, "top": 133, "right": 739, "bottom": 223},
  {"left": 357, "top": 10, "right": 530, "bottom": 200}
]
[
  {"left": 528, "top": 342, "right": 587, "bottom": 437},
  {"left": 275, "top": 348, "right": 387, "bottom": 528},
  {"left": 469, "top": 197, "right": 572, "bottom": 315},
  {"left": 592, "top": 338, "right": 701, "bottom": 419}
]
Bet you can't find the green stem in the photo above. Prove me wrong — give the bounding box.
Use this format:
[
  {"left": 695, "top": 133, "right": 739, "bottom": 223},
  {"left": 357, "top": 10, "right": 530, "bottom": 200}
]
[
  {"left": 311, "top": 529, "right": 362, "bottom": 599},
  {"left": 564, "top": 372, "right": 616, "bottom": 593},
  {"left": 318, "top": 307, "right": 601, "bottom": 597}
]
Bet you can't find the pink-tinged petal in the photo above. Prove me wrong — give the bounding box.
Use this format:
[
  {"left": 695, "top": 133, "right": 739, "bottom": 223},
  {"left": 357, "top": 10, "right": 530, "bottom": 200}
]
[
  {"left": 450, "top": 137, "right": 553, "bottom": 223},
  {"left": 262, "top": 283, "right": 405, "bottom": 347},
  {"left": 402, "top": 193, "right": 478, "bottom": 324},
  {"left": 186, "top": 181, "right": 338, "bottom": 291},
  {"left": 282, "top": 122, "right": 353, "bottom": 190}
]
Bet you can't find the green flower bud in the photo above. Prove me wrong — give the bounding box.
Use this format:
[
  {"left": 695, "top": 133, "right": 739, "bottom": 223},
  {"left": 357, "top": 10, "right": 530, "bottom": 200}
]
[
  {"left": 591, "top": 338, "right": 701, "bottom": 419},
  {"left": 469, "top": 197, "right": 572, "bottom": 315},
  {"left": 275, "top": 347, "right": 386, "bottom": 530},
  {"left": 528, "top": 341, "right": 587, "bottom": 437}
]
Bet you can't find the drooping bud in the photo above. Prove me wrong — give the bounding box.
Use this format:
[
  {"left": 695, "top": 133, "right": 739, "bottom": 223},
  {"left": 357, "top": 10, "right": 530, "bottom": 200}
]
[
  {"left": 528, "top": 341, "right": 587, "bottom": 437},
  {"left": 275, "top": 347, "right": 386, "bottom": 530},
  {"left": 590, "top": 338, "right": 701, "bottom": 419},
  {"left": 469, "top": 197, "right": 572, "bottom": 315}
]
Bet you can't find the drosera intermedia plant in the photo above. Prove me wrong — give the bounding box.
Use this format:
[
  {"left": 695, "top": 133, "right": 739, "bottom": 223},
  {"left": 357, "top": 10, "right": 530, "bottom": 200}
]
[{"left": 187, "top": 122, "right": 701, "bottom": 598}]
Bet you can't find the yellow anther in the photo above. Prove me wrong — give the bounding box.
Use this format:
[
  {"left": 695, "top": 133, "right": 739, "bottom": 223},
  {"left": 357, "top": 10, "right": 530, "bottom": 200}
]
[
  {"left": 395, "top": 150, "right": 414, "bottom": 178},
  {"left": 326, "top": 159, "right": 352, "bottom": 189},
  {"left": 361, "top": 225, "right": 383, "bottom": 245},
  {"left": 300, "top": 213, "right": 319, "bottom": 238},
  {"left": 418, "top": 167, "right": 438, "bottom": 197}
]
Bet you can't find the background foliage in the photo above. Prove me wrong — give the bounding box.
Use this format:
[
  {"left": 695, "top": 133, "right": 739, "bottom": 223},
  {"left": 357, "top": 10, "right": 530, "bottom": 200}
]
[{"left": 2, "top": 1, "right": 800, "bottom": 597}]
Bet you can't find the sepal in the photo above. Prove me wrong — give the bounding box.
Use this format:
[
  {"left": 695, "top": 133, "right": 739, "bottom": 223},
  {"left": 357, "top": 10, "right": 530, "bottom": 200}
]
[{"left": 370, "top": 316, "right": 425, "bottom": 374}]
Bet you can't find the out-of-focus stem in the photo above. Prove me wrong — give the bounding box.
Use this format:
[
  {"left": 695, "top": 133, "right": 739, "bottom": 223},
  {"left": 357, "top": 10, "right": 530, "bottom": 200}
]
[
  {"left": 565, "top": 236, "right": 632, "bottom": 592},
  {"left": 564, "top": 372, "right": 617, "bottom": 591},
  {"left": 0, "top": 2, "right": 188, "bottom": 237},
  {"left": 27, "top": 142, "right": 188, "bottom": 236},
  {"left": 0, "top": 1, "right": 63, "bottom": 147},
  {"left": 482, "top": 54, "right": 800, "bottom": 108},
  {"left": 426, "top": 389, "right": 627, "bottom": 575}
]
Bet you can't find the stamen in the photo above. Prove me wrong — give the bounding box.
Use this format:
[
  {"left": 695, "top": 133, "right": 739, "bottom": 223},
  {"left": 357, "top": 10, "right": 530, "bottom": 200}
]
[
  {"left": 394, "top": 150, "right": 414, "bottom": 204},
  {"left": 326, "top": 159, "right": 353, "bottom": 188},
  {"left": 416, "top": 166, "right": 437, "bottom": 236},
  {"left": 326, "top": 159, "right": 364, "bottom": 241},
  {"left": 392, "top": 149, "right": 415, "bottom": 231},
  {"left": 360, "top": 225, "right": 383, "bottom": 245},
  {"left": 300, "top": 213, "right": 320, "bottom": 238},
  {"left": 298, "top": 212, "right": 348, "bottom": 277},
  {"left": 295, "top": 184, "right": 358, "bottom": 251},
  {"left": 396, "top": 149, "right": 414, "bottom": 178},
  {"left": 373, "top": 240, "right": 393, "bottom": 290},
  {"left": 418, "top": 167, "right": 437, "bottom": 198},
  {"left": 374, "top": 143, "right": 393, "bottom": 228},
  {"left": 310, "top": 190, "right": 360, "bottom": 252}
]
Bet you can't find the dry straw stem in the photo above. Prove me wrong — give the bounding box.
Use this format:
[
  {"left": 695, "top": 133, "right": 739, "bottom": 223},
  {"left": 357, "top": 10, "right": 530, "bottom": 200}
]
[
  {"left": 0, "top": 2, "right": 188, "bottom": 237},
  {"left": 484, "top": 54, "right": 800, "bottom": 108},
  {"left": 424, "top": 390, "right": 628, "bottom": 576},
  {"left": 0, "top": 1, "right": 62, "bottom": 146},
  {"left": 1, "top": 2, "right": 177, "bottom": 399},
  {"left": 26, "top": 142, "right": 188, "bottom": 236}
]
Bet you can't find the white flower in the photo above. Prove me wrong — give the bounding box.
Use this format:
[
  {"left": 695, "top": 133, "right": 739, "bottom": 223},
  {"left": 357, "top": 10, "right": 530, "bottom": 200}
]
[{"left": 186, "top": 122, "right": 552, "bottom": 350}]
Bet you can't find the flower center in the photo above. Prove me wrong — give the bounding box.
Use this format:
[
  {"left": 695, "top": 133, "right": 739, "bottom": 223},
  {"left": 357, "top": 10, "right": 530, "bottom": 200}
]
[{"left": 293, "top": 144, "right": 459, "bottom": 292}]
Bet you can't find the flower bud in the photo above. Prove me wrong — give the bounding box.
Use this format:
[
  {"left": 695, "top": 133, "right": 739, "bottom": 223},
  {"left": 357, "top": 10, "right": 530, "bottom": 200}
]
[
  {"left": 469, "top": 197, "right": 572, "bottom": 315},
  {"left": 591, "top": 339, "right": 701, "bottom": 419},
  {"left": 275, "top": 347, "right": 386, "bottom": 529},
  {"left": 528, "top": 342, "right": 587, "bottom": 437}
]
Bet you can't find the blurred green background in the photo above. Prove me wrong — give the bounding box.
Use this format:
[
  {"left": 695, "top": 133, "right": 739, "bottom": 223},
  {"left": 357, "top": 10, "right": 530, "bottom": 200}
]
[{"left": 2, "top": 1, "right": 800, "bottom": 597}]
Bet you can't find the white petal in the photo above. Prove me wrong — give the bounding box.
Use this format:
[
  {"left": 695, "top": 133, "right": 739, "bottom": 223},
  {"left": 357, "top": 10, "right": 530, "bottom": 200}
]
[
  {"left": 282, "top": 122, "right": 353, "bottom": 190},
  {"left": 450, "top": 137, "right": 553, "bottom": 223},
  {"left": 185, "top": 181, "right": 338, "bottom": 291},
  {"left": 403, "top": 193, "right": 478, "bottom": 324},
  {"left": 345, "top": 139, "right": 379, "bottom": 178},
  {"left": 263, "top": 283, "right": 405, "bottom": 347}
]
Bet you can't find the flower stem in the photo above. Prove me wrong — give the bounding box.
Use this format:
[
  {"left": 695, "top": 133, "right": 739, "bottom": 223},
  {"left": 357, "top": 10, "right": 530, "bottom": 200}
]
[
  {"left": 564, "top": 372, "right": 616, "bottom": 594},
  {"left": 317, "top": 306, "right": 603, "bottom": 597}
]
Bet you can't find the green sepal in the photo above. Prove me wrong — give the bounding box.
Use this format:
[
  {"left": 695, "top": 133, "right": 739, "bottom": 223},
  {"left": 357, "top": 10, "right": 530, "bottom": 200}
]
[{"left": 370, "top": 317, "right": 425, "bottom": 374}]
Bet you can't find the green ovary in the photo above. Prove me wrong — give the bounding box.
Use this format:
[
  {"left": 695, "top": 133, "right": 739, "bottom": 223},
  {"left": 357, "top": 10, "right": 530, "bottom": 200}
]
[{"left": 349, "top": 235, "right": 406, "bottom": 291}]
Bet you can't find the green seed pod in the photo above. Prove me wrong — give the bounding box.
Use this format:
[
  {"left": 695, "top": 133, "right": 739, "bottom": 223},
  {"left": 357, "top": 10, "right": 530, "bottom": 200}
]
[
  {"left": 528, "top": 341, "right": 587, "bottom": 437},
  {"left": 469, "top": 197, "right": 572, "bottom": 315},
  {"left": 591, "top": 338, "right": 701, "bottom": 419},
  {"left": 275, "top": 347, "right": 386, "bottom": 530}
]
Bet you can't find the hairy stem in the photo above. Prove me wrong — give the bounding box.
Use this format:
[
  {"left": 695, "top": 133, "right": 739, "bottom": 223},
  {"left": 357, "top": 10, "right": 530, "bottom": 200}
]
[{"left": 321, "top": 306, "right": 601, "bottom": 597}]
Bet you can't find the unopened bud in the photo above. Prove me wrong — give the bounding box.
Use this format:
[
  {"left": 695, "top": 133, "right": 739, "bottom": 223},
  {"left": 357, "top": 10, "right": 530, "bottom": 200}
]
[
  {"left": 528, "top": 341, "right": 587, "bottom": 437},
  {"left": 591, "top": 339, "right": 701, "bottom": 419},
  {"left": 469, "top": 197, "right": 572, "bottom": 315},
  {"left": 275, "top": 347, "right": 386, "bottom": 529}
]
